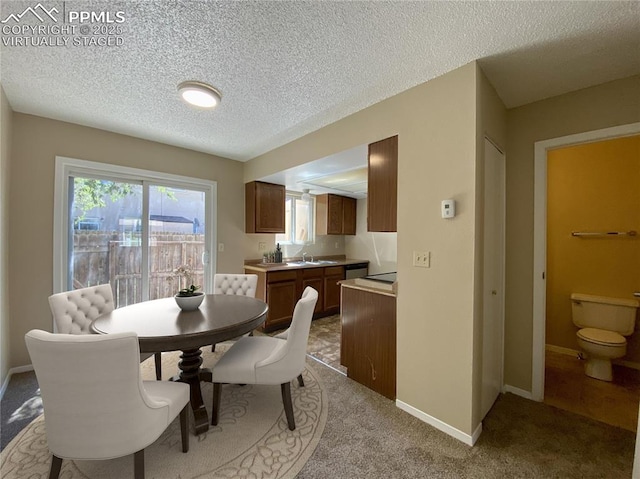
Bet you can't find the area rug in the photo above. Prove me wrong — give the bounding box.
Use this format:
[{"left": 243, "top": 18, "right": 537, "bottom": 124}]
[{"left": 0, "top": 347, "right": 328, "bottom": 479}]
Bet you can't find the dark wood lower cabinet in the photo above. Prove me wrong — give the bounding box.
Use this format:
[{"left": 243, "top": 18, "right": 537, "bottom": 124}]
[
  {"left": 340, "top": 285, "right": 396, "bottom": 400},
  {"left": 247, "top": 265, "right": 346, "bottom": 332},
  {"left": 265, "top": 281, "right": 297, "bottom": 329},
  {"left": 302, "top": 269, "right": 324, "bottom": 316},
  {"left": 323, "top": 266, "right": 343, "bottom": 314}
]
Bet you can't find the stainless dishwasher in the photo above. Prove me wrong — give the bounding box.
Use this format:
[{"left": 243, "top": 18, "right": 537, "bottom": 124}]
[{"left": 345, "top": 262, "right": 369, "bottom": 279}]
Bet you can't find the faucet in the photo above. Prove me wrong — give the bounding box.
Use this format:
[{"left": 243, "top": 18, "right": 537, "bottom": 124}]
[{"left": 302, "top": 252, "right": 313, "bottom": 263}]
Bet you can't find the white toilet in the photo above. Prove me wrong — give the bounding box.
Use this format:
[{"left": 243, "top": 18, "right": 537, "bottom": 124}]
[{"left": 571, "top": 293, "right": 640, "bottom": 381}]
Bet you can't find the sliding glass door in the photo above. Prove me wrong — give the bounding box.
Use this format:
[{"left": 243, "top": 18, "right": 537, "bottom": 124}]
[
  {"left": 69, "top": 176, "right": 144, "bottom": 305},
  {"left": 147, "top": 184, "right": 206, "bottom": 303},
  {"left": 54, "top": 157, "right": 216, "bottom": 308}
]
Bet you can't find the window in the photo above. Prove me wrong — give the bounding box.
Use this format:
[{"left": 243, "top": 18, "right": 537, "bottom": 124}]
[
  {"left": 276, "top": 192, "right": 315, "bottom": 245},
  {"left": 54, "top": 157, "right": 217, "bottom": 308}
]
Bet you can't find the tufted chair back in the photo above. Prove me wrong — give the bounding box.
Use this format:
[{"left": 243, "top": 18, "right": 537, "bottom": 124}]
[
  {"left": 48, "top": 284, "right": 115, "bottom": 334},
  {"left": 213, "top": 274, "right": 258, "bottom": 298}
]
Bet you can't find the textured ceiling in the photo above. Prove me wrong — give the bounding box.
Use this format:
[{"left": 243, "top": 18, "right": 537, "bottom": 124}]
[{"left": 1, "top": 1, "right": 639, "bottom": 162}]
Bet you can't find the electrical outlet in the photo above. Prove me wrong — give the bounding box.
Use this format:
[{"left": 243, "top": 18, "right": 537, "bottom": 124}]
[
  {"left": 258, "top": 242, "right": 266, "bottom": 251},
  {"left": 413, "top": 251, "right": 430, "bottom": 268},
  {"left": 218, "top": 243, "right": 224, "bottom": 252},
  {"left": 335, "top": 242, "right": 339, "bottom": 249}
]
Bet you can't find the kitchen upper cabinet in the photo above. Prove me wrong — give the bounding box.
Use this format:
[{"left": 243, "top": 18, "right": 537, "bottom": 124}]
[
  {"left": 368, "top": 135, "right": 398, "bottom": 232},
  {"left": 316, "top": 194, "right": 357, "bottom": 235},
  {"left": 245, "top": 181, "right": 285, "bottom": 233},
  {"left": 342, "top": 196, "right": 357, "bottom": 235}
]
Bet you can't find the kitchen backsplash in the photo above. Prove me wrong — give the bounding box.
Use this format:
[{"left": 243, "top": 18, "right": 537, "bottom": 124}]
[
  {"left": 244, "top": 233, "right": 345, "bottom": 262},
  {"left": 345, "top": 199, "right": 397, "bottom": 275}
]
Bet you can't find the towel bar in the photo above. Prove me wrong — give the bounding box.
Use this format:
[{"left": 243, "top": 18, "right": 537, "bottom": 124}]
[{"left": 571, "top": 230, "right": 637, "bottom": 237}]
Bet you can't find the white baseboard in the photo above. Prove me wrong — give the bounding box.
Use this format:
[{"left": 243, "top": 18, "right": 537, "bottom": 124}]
[
  {"left": 0, "top": 364, "right": 34, "bottom": 400},
  {"left": 395, "top": 399, "right": 481, "bottom": 446},
  {"left": 470, "top": 421, "right": 482, "bottom": 445},
  {"left": 503, "top": 384, "right": 534, "bottom": 400}
]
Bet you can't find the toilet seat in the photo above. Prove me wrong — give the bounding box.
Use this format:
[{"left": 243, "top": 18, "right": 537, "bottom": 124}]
[{"left": 577, "top": 328, "right": 626, "bottom": 347}]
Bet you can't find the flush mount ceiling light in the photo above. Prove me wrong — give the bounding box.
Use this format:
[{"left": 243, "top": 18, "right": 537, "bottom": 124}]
[{"left": 177, "top": 81, "right": 222, "bottom": 108}]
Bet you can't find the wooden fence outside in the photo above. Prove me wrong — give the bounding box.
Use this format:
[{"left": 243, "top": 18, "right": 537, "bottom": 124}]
[{"left": 73, "top": 231, "right": 205, "bottom": 307}]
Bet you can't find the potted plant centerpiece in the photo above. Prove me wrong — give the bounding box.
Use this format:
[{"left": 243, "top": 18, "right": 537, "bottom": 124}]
[{"left": 169, "top": 265, "right": 204, "bottom": 311}]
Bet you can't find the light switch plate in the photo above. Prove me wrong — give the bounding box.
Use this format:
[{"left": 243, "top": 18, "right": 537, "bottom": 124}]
[{"left": 413, "top": 251, "right": 430, "bottom": 268}]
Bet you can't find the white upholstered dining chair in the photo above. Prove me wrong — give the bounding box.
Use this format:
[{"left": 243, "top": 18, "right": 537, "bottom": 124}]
[
  {"left": 48, "top": 284, "right": 163, "bottom": 380},
  {"left": 211, "top": 286, "right": 318, "bottom": 430},
  {"left": 213, "top": 273, "right": 258, "bottom": 297},
  {"left": 212, "top": 273, "right": 259, "bottom": 348},
  {"left": 25, "top": 329, "right": 189, "bottom": 479},
  {"left": 273, "top": 327, "right": 305, "bottom": 388}
]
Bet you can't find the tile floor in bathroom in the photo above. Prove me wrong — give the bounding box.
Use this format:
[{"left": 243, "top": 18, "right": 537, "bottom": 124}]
[{"left": 544, "top": 349, "right": 640, "bottom": 431}]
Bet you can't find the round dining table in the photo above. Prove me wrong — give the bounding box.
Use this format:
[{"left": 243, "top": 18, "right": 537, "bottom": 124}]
[{"left": 91, "top": 294, "right": 268, "bottom": 435}]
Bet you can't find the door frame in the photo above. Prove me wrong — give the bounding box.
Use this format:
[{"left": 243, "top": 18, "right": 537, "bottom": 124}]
[
  {"left": 531, "top": 122, "right": 640, "bottom": 401},
  {"left": 53, "top": 156, "right": 217, "bottom": 303}
]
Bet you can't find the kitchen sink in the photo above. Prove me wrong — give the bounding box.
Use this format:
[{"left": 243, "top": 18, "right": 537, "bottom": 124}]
[{"left": 285, "top": 260, "right": 339, "bottom": 266}]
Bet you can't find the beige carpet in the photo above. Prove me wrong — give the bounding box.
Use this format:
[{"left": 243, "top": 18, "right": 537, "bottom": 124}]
[{"left": 0, "top": 348, "right": 328, "bottom": 479}]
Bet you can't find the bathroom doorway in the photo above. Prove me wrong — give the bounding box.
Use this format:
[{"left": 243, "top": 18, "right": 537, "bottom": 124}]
[{"left": 531, "top": 123, "right": 640, "bottom": 430}]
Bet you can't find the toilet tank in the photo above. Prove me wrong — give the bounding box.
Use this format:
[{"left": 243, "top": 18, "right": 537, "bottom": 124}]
[{"left": 571, "top": 293, "right": 640, "bottom": 336}]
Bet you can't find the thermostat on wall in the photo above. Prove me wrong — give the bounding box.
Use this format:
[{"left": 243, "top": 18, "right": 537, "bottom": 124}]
[{"left": 441, "top": 199, "right": 455, "bottom": 219}]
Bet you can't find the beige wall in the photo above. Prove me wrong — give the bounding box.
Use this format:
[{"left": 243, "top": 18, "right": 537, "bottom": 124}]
[
  {"left": 546, "top": 136, "right": 640, "bottom": 360},
  {"left": 396, "top": 64, "right": 478, "bottom": 436},
  {"left": 8, "top": 114, "right": 245, "bottom": 368},
  {"left": 245, "top": 63, "right": 482, "bottom": 436},
  {"left": 505, "top": 75, "right": 640, "bottom": 392},
  {"left": 345, "top": 199, "right": 397, "bottom": 275},
  {"left": 0, "top": 86, "right": 12, "bottom": 387}
]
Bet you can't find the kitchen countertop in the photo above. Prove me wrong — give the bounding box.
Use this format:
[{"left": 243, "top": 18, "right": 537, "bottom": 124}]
[
  {"left": 244, "top": 258, "right": 369, "bottom": 273},
  {"left": 339, "top": 278, "right": 398, "bottom": 297}
]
